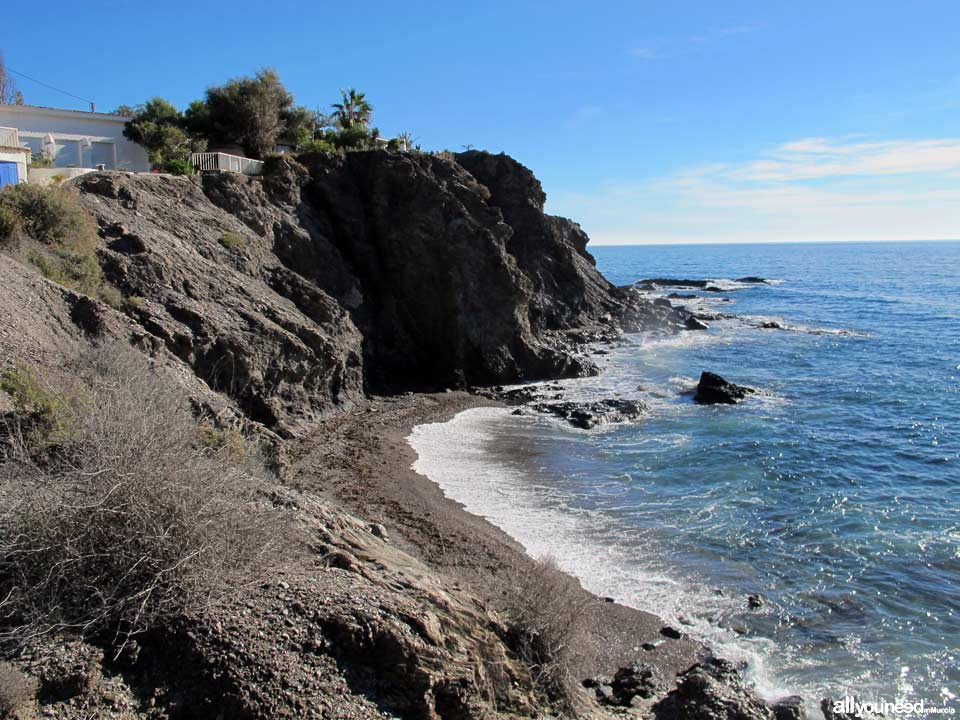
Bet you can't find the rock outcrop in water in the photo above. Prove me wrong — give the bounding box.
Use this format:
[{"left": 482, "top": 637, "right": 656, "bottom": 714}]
[
  {"left": 534, "top": 398, "right": 647, "bottom": 429},
  {"left": 693, "top": 372, "right": 756, "bottom": 405}
]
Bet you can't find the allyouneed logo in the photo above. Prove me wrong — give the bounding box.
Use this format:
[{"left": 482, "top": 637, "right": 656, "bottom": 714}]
[{"left": 832, "top": 697, "right": 957, "bottom": 717}]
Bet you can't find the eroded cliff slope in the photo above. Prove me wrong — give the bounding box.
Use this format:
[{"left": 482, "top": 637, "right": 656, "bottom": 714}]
[{"left": 67, "top": 150, "right": 681, "bottom": 434}]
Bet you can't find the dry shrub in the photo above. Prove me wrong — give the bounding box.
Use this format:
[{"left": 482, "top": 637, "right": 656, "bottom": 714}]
[
  {"left": 0, "top": 184, "right": 122, "bottom": 303},
  {"left": 0, "top": 346, "right": 283, "bottom": 648},
  {"left": 492, "top": 556, "right": 590, "bottom": 713},
  {"left": 0, "top": 184, "right": 97, "bottom": 251},
  {"left": 0, "top": 661, "right": 36, "bottom": 718}
]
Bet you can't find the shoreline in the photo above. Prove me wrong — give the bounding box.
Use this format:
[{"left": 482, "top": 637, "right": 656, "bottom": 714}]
[
  {"left": 287, "top": 390, "right": 705, "bottom": 694},
  {"left": 405, "top": 398, "right": 793, "bottom": 702}
]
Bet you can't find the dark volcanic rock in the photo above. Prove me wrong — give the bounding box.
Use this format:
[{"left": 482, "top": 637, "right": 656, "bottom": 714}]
[
  {"left": 69, "top": 152, "right": 683, "bottom": 431},
  {"left": 685, "top": 316, "right": 710, "bottom": 331},
  {"left": 668, "top": 292, "right": 699, "bottom": 299},
  {"left": 660, "top": 626, "right": 684, "bottom": 640},
  {"left": 611, "top": 663, "right": 661, "bottom": 705},
  {"left": 693, "top": 372, "right": 755, "bottom": 405},
  {"left": 638, "top": 278, "right": 713, "bottom": 290},
  {"left": 535, "top": 398, "right": 646, "bottom": 429},
  {"left": 75, "top": 172, "right": 364, "bottom": 435},
  {"left": 652, "top": 658, "right": 774, "bottom": 720},
  {"left": 736, "top": 276, "right": 768, "bottom": 284},
  {"left": 772, "top": 695, "right": 806, "bottom": 720}
]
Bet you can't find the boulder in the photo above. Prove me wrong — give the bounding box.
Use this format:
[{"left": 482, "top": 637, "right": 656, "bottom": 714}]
[
  {"left": 693, "top": 372, "right": 755, "bottom": 405},
  {"left": 685, "top": 316, "right": 710, "bottom": 331},
  {"left": 610, "top": 663, "right": 661, "bottom": 705},
  {"left": 652, "top": 658, "right": 774, "bottom": 720},
  {"left": 772, "top": 696, "right": 806, "bottom": 720}
]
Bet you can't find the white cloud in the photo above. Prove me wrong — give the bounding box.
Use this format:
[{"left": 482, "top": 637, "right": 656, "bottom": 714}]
[
  {"left": 550, "top": 136, "right": 960, "bottom": 245},
  {"left": 721, "top": 137, "right": 960, "bottom": 182}
]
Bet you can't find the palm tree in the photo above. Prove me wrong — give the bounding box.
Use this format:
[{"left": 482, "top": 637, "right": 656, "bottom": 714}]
[{"left": 331, "top": 88, "right": 373, "bottom": 129}]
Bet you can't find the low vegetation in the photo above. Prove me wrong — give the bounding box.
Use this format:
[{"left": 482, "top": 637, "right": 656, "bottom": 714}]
[
  {"left": 0, "top": 364, "right": 74, "bottom": 453},
  {"left": 0, "top": 184, "right": 122, "bottom": 301},
  {"left": 0, "top": 348, "right": 284, "bottom": 648},
  {"left": 0, "top": 661, "right": 36, "bottom": 718},
  {"left": 219, "top": 231, "right": 246, "bottom": 251},
  {"left": 493, "top": 556, "right": 590, "bottom": 713}
]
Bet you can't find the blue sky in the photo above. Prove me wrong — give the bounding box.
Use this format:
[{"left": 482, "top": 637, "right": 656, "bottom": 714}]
[{"left": 4, "top": 1, "right": 960, "bottom": 244}]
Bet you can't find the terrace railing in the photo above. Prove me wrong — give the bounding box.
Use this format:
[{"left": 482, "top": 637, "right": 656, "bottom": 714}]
[{"left": 190, "top": 152, "right": 264, "bottom": 175}]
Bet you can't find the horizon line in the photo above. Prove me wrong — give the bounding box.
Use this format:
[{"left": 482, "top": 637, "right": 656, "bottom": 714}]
[{"left": 587, "top": 237, "right": 960, "bottom": 248}]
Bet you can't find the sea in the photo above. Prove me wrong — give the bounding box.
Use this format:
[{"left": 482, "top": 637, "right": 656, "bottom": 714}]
[{"left": 408, "top": 240, "right": 959, "bottom": 712}]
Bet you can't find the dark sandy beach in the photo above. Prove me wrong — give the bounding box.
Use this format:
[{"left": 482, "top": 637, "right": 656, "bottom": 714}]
[{"left": 287, "top": 391, "right": 703, "bottom": 687}]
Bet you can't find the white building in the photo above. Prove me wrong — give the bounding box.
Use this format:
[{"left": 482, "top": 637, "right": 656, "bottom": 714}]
[
  {"left": 0, "top": 104, "right": 150, "bottom": 174},
  {"left": 0, "top": 126, "right": 30, "bottom": 186}
]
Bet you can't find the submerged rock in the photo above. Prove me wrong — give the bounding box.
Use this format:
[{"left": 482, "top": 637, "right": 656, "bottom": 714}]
[
  {"left": 534, "top": 398, "right": 646, "bottom": 429},
  {"left": 736, "top": 276, "right": 768, "bottom": 284},
  {"left": 693, "top": 372, "right": 755, "bottom": 405}
]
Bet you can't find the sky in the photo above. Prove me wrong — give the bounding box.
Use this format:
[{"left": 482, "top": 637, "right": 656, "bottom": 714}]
[{"left": 3, "top": 1, "right": 960, "bottom": 245}]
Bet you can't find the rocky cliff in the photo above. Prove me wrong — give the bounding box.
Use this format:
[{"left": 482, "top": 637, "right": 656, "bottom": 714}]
[{"left": 68, "top": 150, "right": 683, "bottom": 434}]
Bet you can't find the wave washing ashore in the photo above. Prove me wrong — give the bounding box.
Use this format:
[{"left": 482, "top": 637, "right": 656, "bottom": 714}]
[{"left": 409, "top": 241, "right": 960, "bottom": 712}]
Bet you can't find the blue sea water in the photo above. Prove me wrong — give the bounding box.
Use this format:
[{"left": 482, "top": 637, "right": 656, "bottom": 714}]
[{"left": 410, "top": 240, "right": 960, "bottom": 709}]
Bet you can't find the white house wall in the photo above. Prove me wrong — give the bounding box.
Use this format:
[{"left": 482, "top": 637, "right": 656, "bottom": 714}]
[
  {"left": 0, "top": 105, "right": 150, "bottom": 172},
  {"left": 0, "top": 148, "right": 29, "bottom": 184}
]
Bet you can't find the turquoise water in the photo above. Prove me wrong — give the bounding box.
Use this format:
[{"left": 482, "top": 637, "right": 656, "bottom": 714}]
[{"left": 411, "top": 241, "right": 959, "bottom": 707}]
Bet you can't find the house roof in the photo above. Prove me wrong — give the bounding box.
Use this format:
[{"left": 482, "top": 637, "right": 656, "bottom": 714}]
[{"left": 0, "top": 104, "right": 132, "bottom": 122}]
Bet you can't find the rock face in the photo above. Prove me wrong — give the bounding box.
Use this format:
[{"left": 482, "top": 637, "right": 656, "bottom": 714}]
[
  {"left": 65, "top": 151, "right": 690, "bottom": 432},
  {"left": 693, "top": 372, "right": 756, "bottom": 405},
  {"left": 653, "top": 658, "right": 774, "bottom": 720},
  {"left": 772, "top": 695, "right": 807, "bottom": 720},
  {"left": 75, "top": 172, "right": 364, "bottom": 437}
]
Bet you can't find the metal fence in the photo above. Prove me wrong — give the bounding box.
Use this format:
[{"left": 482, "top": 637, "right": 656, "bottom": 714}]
[{"left": 190, "top": 152, "right": 264, "bottom": 175}]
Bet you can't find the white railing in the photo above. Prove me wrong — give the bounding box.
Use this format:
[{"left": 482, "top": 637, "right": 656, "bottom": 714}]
[
  {"left": 0, "top": 126, "right": 20, "bottom": 149},
  {"left": 190, "top": 152, "right": 264, "bottom": 175}
]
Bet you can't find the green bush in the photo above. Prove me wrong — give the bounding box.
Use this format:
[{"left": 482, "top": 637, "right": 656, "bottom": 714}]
[
  {"left": 197, "top": 424, "right": 250, "bottom": 459},
  {"left": 299, "top": 139, "right": 337, "bottom": 154},
  {"left": 0, "top": 363, "right": 73, "bottom": 451},
  {"left": 29, "top": 153, "right": 52, "bottom": 169},
  {"left": 0, "top": 203, "right": 18, "bottom": 243},
  {"left": 219, "top": 231, "right": 246, "bottom": 251},
  {"left": 163, "top": 157, "right": 195, "bottom": 176},
  {"left": 25, "top": 248, "right": 105, "bottom": 298}
]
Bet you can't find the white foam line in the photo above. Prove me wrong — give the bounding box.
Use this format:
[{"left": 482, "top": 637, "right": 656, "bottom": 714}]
[{"left": 408, "top": 407, "right": 799, "bottom": 702}]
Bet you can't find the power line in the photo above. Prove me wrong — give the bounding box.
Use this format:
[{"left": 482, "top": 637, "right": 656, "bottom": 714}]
[{"left": 6, "top": 67, "right": 95, "bottom": 107}]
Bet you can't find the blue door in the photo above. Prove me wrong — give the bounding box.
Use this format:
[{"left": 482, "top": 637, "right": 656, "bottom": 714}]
[{"left": 0, "top": 162, "right": 17, "bottom": 188}]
